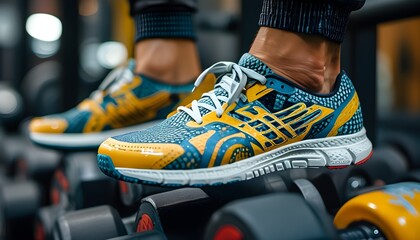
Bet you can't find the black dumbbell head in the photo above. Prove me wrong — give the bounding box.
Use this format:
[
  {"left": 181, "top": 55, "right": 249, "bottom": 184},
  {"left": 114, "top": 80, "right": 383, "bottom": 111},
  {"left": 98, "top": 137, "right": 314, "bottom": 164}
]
[
  {"left": 35, "top": 204, "right": 65, "bottom": 240},
  {"left": 0, "top": 180, "right": 41, "bottom": 220},
  {"left": 53, "top": 205, "right": 127, "bottom": 240},
  {"left": 205, "top": 193, "right": 337, "bottom": 240},
  {"left": 0, "top": 180, "right": 41, "bottom": 239},
  {"left": 380, "top": 131, "right": 420, "bottom": 168},
  {"left": 57, "top": 153, "right": 118, "bottom": 208},
  {"left": 136, "top": 188, "right": 217, "bottom": 238}
]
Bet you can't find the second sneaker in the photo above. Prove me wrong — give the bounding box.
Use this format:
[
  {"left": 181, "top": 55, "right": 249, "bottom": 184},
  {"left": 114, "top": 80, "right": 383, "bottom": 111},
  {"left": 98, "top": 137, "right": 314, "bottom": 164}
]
[{"left": 29, "top": 60, "right": 212, "bottom": 150}]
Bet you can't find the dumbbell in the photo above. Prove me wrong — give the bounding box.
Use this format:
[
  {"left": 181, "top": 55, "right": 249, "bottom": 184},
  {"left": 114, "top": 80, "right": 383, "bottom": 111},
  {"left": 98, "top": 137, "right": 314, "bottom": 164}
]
[
  {"left": 11, "top": 143, "right": 61, "bottom": 204},
  {"left": 0, "top": 139, "right": 61, "bottom": 240},
  {"left": 46, "top": 174, "right": 289, "bottom": 240},
  {"left": 51, "top": 188, "right": 216, "bottom": 240},
  {"left": 44, "top": 170, "right": 341, "bottom": 240},
  {"left": 205, "top": 182, "right": 420, "bottom": 240},
  {"left": 379, "top": 132, "right": 420, "bottom": 182},
  {"left": 45, "top": 165, "right": 374, "bottom": 240},
  {"left": 134, "top": 174, "right": 333, "bottom": 240},
  {"left": 35, "top": 152, "right": 119, "bottom": 240},
  {"left": 0, "top": 179, "right": 41, "bottom": 240},
  {"left": 51, "top": 205, "right": 167, "bottom": 240},
  {"left": 135, "top": 187, "right": 218, "bottom": 239},
  {"left": 0, "top": 134, "right": 26, "bottom": 174},
  {"left": 52, "top": 152, "right": 118, "bottom": 208},
  {"left": 117, "top": 181, "right": 174, "bottom": 216},
  {"left": 379, "top": 131, "right": 420, "bottom": 169},
  {"left": 335, "top": 182, "right": 420, "bottom": 239},
  {"left": 205, "top": 192, "right": 341, "bottom": 240},
  {"left": 202, "top": 167, "right": 332, "bottom": 214},
  {"left": 0, "top": 131, "right": 61, "bottom": 191}
]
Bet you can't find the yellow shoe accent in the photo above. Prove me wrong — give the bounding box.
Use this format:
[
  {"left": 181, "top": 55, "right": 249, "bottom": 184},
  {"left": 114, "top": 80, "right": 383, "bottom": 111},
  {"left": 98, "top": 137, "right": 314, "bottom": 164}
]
[
  {"left": 99, "top": 138, "right": 185, "bottom": 169},
  {"left": 328, "top": 92, "right": 360, "bottom": 137},
  {"left": 28, "top": 60, "right": 198, "bottom": 149},
  {"left": 29, "top": 118, "right": 68, "bottom": 134}
]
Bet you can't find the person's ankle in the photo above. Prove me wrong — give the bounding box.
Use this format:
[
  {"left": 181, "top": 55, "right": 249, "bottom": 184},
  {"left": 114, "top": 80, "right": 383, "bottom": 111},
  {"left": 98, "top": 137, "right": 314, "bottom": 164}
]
[
  {"left": 249, "top": 27, "right": 341, "bottom": 94},
  {"left": 135, "top": 39, "right": 201, "bottom": 85}
]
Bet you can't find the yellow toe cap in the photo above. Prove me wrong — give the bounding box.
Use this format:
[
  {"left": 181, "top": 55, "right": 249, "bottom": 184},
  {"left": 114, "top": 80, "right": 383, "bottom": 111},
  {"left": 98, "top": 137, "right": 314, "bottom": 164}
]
[
  {"left": 29, "top": 118, "right": 68, "bottom": 134},
  {"left": 98, "top": 138, "right": 185, "bottom": 170}
]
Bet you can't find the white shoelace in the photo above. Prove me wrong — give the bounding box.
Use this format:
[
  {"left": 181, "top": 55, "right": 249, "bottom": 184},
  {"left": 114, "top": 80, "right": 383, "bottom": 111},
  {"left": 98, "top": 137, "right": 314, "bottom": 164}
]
[
  {"left": 178, "top": 62, "right": 266, "bottom": 124},
  {"left": 90, "top": 62, "right": 134, "bottom": 101}
]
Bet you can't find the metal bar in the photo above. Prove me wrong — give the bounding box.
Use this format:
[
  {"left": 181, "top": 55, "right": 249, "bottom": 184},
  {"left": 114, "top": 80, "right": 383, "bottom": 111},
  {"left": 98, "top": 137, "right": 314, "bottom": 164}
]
[{"left": 349, "top": 0, "right": 420, "bottom": 27}]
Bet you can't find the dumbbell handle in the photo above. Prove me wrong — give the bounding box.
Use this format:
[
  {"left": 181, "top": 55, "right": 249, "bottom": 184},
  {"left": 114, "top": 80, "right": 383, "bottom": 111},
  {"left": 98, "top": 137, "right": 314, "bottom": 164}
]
[{"left": 338, "top": 222, "right": 385, "bottom": 240}]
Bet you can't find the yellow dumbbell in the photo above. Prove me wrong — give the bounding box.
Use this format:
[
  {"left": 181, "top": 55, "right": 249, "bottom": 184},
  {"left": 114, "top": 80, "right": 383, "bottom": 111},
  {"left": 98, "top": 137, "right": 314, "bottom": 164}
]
[{"left": 335, "top": 182, "right": 420, "bottom": 240}]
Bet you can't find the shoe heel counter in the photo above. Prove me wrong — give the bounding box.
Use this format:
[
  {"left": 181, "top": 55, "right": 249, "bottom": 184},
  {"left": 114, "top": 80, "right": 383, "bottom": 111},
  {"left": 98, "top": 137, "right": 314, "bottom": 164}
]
[{"left": 336, "top": 86, "right": 365, "bottom": 136}]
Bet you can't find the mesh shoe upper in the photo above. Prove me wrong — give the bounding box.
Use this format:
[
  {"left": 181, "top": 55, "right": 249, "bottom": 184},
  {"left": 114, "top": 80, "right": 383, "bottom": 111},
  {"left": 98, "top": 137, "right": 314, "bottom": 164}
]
[
  {"left": 99, "top": 54, "right": 364, "bottom": 170},
  {"left": 29, "top": 61, "right": 195, "bottom": 135}
]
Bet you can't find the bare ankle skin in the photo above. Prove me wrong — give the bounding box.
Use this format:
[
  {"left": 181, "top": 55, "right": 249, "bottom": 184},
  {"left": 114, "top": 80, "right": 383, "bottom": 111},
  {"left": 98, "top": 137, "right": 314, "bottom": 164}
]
[
  {"left": 135, "top": 39, "right": 201, "bottom": 85},
  {"left": 249, "top": 27, "right": 341, "bottom": 94}
]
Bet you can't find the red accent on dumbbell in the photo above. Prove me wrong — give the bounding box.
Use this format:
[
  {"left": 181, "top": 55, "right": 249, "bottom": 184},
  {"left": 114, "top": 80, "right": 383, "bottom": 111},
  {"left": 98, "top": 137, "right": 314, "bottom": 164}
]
[
  {"left": 34, "top": 221, "right": 46, "bottom": 240},
  {"left": 50, "top": 187, "right": 60, "bottom": 205},
  {"left": 17, "top": 158, "right": 28, "bottom": 174},
  {"left": 213, "top": 225, "right": 244, "bottom": 240},
  {"left": 119, "top": 181, "right": 128, "bottom": 194},
  {"left": 136, "top": 214, "right": 154, "bottom": 232},
  {"left": 54, "top": 170, "right": 69, "bottom": 192}
]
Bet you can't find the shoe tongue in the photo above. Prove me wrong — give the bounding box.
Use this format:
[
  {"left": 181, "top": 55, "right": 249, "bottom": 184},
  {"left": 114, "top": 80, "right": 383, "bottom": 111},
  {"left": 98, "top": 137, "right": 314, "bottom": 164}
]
[
  {"left": 205, "top": 53, "right": 273, "bottom": 106},
  {"left": 194, "top": 83, "right": 229, "bottom": 119},
  {"left": 175, "top": 54, "right": 272, "bottom": 123},
  {"left": 92, "top": 59, "right": 135, "bottom": 100},
  {"left": 238, "top": 53, "right": 273, "bottom": 76}
]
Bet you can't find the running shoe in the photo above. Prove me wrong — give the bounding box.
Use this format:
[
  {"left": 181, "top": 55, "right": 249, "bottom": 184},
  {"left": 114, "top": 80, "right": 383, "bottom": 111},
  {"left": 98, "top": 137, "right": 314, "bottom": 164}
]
[
  {"left": 97, "top": 54, "right": 373, "bottom": 186},
  {"left": 29, "top": 60, "right": 213, "bottom": 150}
]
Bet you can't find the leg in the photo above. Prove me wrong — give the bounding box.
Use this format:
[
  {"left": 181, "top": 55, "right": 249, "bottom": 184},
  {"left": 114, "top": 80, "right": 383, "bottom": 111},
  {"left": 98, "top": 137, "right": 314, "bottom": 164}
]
[
  {"left": 250, "top": 0, "right": 364, "bottom": 93},
  {"left": 129, "top": 0, "right": 201, "bottom": 84}
]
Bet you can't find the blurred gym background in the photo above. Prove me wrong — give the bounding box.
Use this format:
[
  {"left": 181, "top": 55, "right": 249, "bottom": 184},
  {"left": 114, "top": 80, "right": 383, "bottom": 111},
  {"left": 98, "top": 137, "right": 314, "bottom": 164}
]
[
  {"left": 0, "top": 1, "right": 419, "bottom": 239},
  {"left": 0, "top": 0, "right": 419, "bottom": 142}
]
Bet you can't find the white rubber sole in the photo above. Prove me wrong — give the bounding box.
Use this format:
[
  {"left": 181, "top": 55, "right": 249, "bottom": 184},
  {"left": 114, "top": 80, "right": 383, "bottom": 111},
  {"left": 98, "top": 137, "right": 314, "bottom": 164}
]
[
  {"left": 29, "top": 120, "right": 163, "bottom": 149},
  {"left": 116, "top": 127, "right": 372, "bottom": 186}
]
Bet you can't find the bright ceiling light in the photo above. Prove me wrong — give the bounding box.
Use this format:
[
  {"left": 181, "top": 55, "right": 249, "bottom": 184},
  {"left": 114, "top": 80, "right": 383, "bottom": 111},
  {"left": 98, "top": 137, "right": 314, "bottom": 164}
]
[
  {"left": 26, "top": 13, "right": 62, "bottom": 42},
  {"left": 97, "top": 41, "right": 128, "bottom": 69},
  {"left": 0, "top": 89, "right": 18, "bottom": 115}
]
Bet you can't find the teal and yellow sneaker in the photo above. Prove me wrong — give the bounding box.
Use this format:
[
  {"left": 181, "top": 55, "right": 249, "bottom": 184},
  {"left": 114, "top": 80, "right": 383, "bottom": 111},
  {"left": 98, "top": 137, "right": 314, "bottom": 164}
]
[
  {"left": 29, "top": 60, "right": 213, "bottom": 150},
  {"left": 97, "top": 54, "right": 373, "bottom": 186}
]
